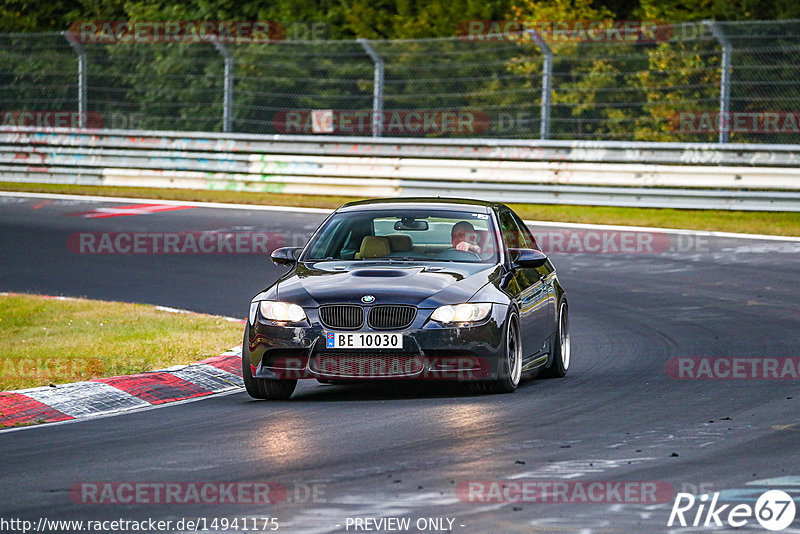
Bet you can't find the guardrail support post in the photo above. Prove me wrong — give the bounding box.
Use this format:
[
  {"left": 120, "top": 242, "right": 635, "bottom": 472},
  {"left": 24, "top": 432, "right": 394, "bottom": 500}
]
[
  {"left": 212, "top": 39, "right": 234, "bottom": 133},
  {"left": 358, "top": 38, "right": 384, "bottom": 137},
  {"left": 704, "top": 21, "right": 732, "bottom": 144},
  {"left": 62, "top": 31, "right": 87, "bottom": 129},
  {"left": 527, "top": 30, "right": 552, "bottom": 140}
]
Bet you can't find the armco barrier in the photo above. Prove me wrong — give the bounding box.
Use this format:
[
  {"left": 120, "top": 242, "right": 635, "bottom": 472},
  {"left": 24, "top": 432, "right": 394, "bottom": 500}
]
[{"left": 2, "top": 128, "right": 800, "bottom": 210}]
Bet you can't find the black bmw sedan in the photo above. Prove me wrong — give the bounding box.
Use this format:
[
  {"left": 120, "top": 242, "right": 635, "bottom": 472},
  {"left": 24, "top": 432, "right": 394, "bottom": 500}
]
[{"left": 242, "top": 198, "right": 569, "bottom": 399}]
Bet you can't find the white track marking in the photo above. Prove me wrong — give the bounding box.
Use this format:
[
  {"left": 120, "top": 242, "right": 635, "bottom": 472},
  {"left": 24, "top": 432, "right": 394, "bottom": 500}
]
[
  {"left": 2, "top": 190, "right": 799, "bottom": 241},
  {"left": 0, "top": 191, "right": 330, "bottom": 214}
]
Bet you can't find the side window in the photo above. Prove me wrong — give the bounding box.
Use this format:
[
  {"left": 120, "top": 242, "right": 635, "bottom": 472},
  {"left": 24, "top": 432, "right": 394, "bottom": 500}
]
[
  {"left": 510, "top": 211, "right": 539, "bottom": 250},
  {"left": 498, "top": 210, "right": 530, "bottom": 250}
]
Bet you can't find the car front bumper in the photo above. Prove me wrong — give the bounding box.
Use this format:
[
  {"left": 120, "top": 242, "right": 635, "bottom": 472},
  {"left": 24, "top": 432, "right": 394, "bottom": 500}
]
[{"left": 243, "top": 305, "right": 508, "bottom": 381}]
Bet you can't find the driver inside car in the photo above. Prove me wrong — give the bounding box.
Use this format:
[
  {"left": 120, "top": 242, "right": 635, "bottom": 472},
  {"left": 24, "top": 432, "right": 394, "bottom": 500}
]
[{"left": 451, "top": 221, "right": 482, "bottom": 254}]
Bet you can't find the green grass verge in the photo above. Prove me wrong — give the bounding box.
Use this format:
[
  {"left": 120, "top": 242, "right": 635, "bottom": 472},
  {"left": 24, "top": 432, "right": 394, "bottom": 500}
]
[
  {"left": 2, "top": 182, "right": 800, "bottom": 236},
  {"left": 0, "top": 293, "right": 243, "bottom": 391}
]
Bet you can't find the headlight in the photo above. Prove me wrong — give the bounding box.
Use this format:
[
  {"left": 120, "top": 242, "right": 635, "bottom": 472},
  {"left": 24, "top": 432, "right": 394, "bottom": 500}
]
[
  {"left": 250, "top": 300, "right": 307, "bottom": 324},
  {"left": 430, "top": 303, "right": 492, "bottom": 324}
]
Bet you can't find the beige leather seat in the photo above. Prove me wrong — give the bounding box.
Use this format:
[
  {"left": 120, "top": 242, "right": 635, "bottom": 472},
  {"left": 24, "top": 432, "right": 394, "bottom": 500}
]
[
  {"left": 355, "top": 236, "right": 391, "bottom": 259},
  {"left": 386, "top": 234, "right": 413, "bottom": 254}
]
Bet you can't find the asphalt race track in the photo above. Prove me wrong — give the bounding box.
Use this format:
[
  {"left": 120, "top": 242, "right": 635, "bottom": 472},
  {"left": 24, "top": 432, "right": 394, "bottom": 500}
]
[{"left": 1, "top": 192, "right": 799, "bottom": 533}]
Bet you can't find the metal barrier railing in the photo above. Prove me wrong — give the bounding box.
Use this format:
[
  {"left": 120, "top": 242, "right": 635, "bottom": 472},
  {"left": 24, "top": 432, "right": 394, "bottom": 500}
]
[{"left": 2, "top": 128, "right": 800, "bottom": 211}]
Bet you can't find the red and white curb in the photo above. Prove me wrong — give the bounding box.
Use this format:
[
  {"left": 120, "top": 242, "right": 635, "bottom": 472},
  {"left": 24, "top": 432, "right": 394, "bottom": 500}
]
[
  {"left": 0, "top": 347, "right": 243, "bottom": 428},
  {"left": 0, "top": 293, "right": 246, "bottom": 428}
]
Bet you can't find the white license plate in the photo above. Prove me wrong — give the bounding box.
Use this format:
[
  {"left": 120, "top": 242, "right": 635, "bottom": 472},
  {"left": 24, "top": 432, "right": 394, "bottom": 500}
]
[{"left": 325, "top": 332, "right": 403, "bottom": 349}]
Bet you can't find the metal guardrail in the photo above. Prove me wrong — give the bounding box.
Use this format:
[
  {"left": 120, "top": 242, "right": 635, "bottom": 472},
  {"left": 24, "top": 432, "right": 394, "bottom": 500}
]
[{"left": 2, "top": 128, "right": 800, "bottom": 211}]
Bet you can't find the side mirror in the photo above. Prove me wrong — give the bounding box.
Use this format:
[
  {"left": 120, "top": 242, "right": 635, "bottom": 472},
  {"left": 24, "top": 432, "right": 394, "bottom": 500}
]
[
  {"left": 510, "top": 248, "right": 548, "bottom": 268},
  {"left": 270, "top": 247, "right": 301, "bottom": 266}
]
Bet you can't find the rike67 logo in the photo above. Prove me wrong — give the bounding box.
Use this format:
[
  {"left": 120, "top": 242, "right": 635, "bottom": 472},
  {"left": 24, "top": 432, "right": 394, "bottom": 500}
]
[{"left": 668, "top": 490, "right": 796, "bottom": 531}]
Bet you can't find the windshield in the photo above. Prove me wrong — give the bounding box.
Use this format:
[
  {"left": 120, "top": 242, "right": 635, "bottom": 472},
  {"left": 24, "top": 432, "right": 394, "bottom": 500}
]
[{"left": 302, "top": 209, "right": 498, "bottom": 264}]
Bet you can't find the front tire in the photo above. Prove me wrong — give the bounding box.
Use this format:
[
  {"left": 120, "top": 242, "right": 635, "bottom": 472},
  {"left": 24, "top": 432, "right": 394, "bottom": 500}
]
[
  {"left": 542, "top": 300, "right": 570, "bottom": 378},
  {"left": 470, "top": 310, "right": 522, "bottom": 394},
  {"left": 242, "top": 333, "right": 297, "bottom": 400}
]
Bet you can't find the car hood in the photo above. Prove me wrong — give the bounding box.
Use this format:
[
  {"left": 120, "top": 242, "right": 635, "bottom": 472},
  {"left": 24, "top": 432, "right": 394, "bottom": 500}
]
[{"left": 272, "top": 261, "right": 501, "bottom": 308}]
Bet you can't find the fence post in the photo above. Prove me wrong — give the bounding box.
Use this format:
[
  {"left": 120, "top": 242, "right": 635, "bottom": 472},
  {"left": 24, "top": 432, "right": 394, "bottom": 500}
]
[
  {"left": 358, "top": 38, "right": 384, "bottom": 137},
  {"left": 62, "top": 31, "right": 87, "bottom": 129},
  {"left": 704, "top": 21, "right": 732, "bottom": 144},
  {"left": 527, "top": 30, "right": 552, "bottom": 140},
  {"left": 211, "top": 39, "right": 234, "bottom": 133}
]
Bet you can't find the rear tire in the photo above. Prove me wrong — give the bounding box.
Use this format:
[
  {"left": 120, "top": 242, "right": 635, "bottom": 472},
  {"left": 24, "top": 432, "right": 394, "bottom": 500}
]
[
  {"left": 470, "top": 310, "right": 522, "bottom": 394},
  {"left": 242, "top": 334, "right": 297, "bottom": 400},
  {"left": 542, "top": 300, "right": 570, "bottom": 378}
]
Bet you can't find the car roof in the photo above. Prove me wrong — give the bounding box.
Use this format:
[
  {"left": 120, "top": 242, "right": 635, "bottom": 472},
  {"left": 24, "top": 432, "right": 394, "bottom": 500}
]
[{"left": 337, "top": 197, "right": 504, "bottom": 213}]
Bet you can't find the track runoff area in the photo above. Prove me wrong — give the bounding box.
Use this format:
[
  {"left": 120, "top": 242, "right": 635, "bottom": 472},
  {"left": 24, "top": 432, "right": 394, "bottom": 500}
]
[{"left": 0, "top": 191, "right": 798, "bottom": 533}]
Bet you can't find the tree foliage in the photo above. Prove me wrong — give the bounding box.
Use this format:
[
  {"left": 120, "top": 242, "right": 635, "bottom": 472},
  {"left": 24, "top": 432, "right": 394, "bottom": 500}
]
[
  {"left": 2, "top": 0, "right": 797, "bottom": 35},
  {"left": 2, "top": 0, "right": 799, "bottom": 142}
]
